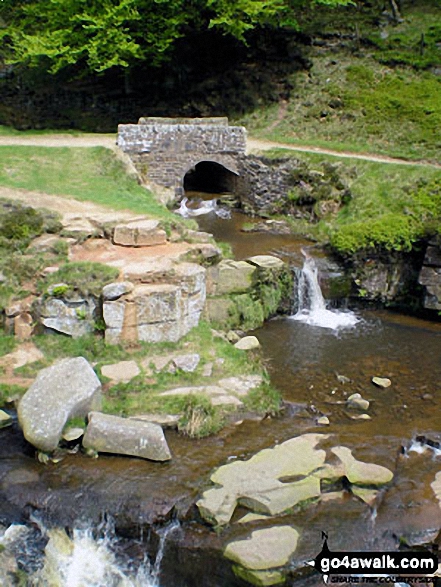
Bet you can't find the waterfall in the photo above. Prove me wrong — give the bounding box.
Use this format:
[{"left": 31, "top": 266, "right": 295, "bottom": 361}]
[
  {"left": 175, "top": 196, "right": 231, "bottom": 219},
  {"left": 291, "top": 254, "right": 359, "bottom": 330},
  {"left": 2, "top": 518, "right": 179, "bottom": 587}
]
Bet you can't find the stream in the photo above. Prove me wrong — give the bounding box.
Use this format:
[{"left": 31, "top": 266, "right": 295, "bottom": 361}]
[{"left": 1, "top": 195, "right": 441, "bottom": 586}]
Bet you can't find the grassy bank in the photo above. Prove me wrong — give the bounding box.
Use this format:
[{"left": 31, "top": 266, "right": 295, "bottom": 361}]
[
  {"left": 238, "top": 53, "right": 440, "bottom": 162},
  {"left": 0, "top": 145, "right": 176, "bottom": 220},
  {"left": 266, "top": 149, "right": 441, "bottom": 255}
]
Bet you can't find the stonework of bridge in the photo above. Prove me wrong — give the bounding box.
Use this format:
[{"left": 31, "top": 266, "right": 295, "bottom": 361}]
[{"left": 117, "top": 117, "right": 247, "bottom": 197}]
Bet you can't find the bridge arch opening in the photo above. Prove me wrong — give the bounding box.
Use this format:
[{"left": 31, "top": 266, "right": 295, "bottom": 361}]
[{"left": 183, "top": 161, "right": 238, "bottom": 194}]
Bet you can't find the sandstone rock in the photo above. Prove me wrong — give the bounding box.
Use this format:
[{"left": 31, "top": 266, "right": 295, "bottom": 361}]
[
  {"left": 18, "top": 357, "right": 102, "bottom": 452},
  {"left": 347, "top": 393, "right": 370, "bottom": 411},
  {"left": 372, "top": 376, "right": 391, "bottom": 388},
  {"left": 62, "top": 427, "right": 85, "bottom": 442},
  {"left": 1, "top": 343, "right": 44, "bottom": 369},
  {"left": 30, "top": 234, "right": 66, "bottom": 254},
  {"left": 169, "top": 353, "right": 200, "bottom": 373},
  {"left": 0, "top": 410, "right": 13, "bottom": 429},
  {"left": 204, "top": 297, "right": 234, "bottom": 323},
  {"left": 238, "top": 513, "right": 272, "bottom": 524},
  {"left": 225, "top": 526, "right": 299, "bottom": 570},
  {"left": 39, "top": 296, "right": 98, "bottom": 338},
  {"left": 197, "top": 434, "right": 327, "bottom": 526},
  {"left": 83, "top": 412, "right": 171, "bottom": 461},
  {"left": 234, "top": 336, "right": 261, "bottom": 351},
  {"left": 130, "top": 414, "right": 180, "bottom": 429},
  {"left": 227, "top": 330, "right": 241, "bottom": 343},
  {"left": 246, "top": 255, "right": 285, "bottom": 271},
  {"left": 348, "top": 413, "right": 371, "bottom": 421},
  {"left": 62, "top": 215, "right": 100, "bottom": 238},
  {"left": 351, "top": 486, "right": 379, "bottom": 506},
  {"left": 102, "top": 281, "right": 134, "bottom": 301},
  {"left": 218, "top": 375, "right": 263, "bottom": 396},
  {"left": 431, "top": 471, "right": 441, "bottom": 510},
  {"left": 233, "top": 567, "right": 285, "bottom": 587},
  {"left": 159, "top": 385, "right": 243, "bottom": 407},
  {"left": 317, "top": 416, "right": 330, "bottom": 426},
  {"left": 202, "top": 362, "right": 213, "bottom": 377},
  {"left": 14, "top": 313, "right": 33, "bottom": 340},
  {"left": 331, "top": 446, "right": 393, "bottom": 486},
  {"left": 113, "top": 219, "right": 167, "bottom": 247},
  {"left": 101, "top": 360, "right": 140, "bottom": 383},
  {"left": 210, "top": 260, "right": 256, "bottom": 295}
]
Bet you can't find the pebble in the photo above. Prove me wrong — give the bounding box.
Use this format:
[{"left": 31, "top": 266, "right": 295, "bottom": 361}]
[
  {"left": 347, "top": 393, "right": 370, "bottom": 411},
  {"left": 372, "top": 376, "right": 391, "bottom": 388},
  {"left": 317, "top": 416, "right": 330, "bottom": 426}
]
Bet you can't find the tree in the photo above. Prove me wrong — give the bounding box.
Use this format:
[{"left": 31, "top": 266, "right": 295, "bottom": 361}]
[{"left": 0, "top": 0, "right": 354, "bottom": 75}]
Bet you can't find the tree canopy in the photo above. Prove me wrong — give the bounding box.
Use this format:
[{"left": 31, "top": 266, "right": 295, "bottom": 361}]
[{"left": 0, "top": 0, "right": 353, "bottom": 75}]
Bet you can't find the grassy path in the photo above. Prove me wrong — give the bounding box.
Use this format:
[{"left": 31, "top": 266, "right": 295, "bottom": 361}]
[
  {"left": 246, "top": 138, "right": 441, "bottom": 169},
  {"left": 0, "top": 132, "right": 439, "bottom": 169}
]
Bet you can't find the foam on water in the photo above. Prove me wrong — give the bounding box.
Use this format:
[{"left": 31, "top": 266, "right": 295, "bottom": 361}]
[{"left": 176, "top": 196, "right": 231, "bottom": 219}]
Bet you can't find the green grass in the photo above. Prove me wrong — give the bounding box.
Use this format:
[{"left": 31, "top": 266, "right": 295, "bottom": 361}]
[
  {"left": 0, "top": 125, "right": 114, "bottom": 137},
  {"left": 237, "top": 52, "right": 441, "bottom": 162},
  {"left": 0, "top": 145, "right": 178, "bottom": 220},
  {"left": 0, "top": 335, "right": 17, "bottom": 357},
  {"left": 265, "top": 149, "right": 441, "bottom": 254}
]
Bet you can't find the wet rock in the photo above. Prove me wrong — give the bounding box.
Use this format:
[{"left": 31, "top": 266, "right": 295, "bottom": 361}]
[
  {"left": 18, "top": 357, "right": 102, "bottom": 452},
  {"left": 336, "top": 373, "right": 350, "bottom": 384},
  {"left": 225, "top": 526, "right": 299, "bottom": 586},
  {"left": 351, "top": 486, "right": 379, "bottom": 506},
  {"left": 234, "top": 336, "right": 261, "bottom": 351},
  {"left": 347, "top": 393, "right": 370, "bottom": 411},
  {"left": 197, "top": 434, "right": 327, "bottom": 526},
  {"left": 102, "top": 281, "right": 134, "bottom": 301},
  {"left": 101, "top": 360, "right": 140, "bottom": 383},
  {"left": 372, "top": 376, "right": 391, "bottom": 388},
  {"left": 317, "top": 416, "right": 330, "bottom": 426},
  {"left": 0, "top": 410, "right": 13, "bottom": 429},
  {"left": 113, "top": 219, "right": 167, "bottom": 247},
  {"left": 83, "top": 412, "right": 171, "bottom": 461},
  {"left": 348, "top": 413, "right": 371, "bottom": 421},
  {"left": 431, "top": 471, "right": 441, "bottom": 510},
  {"left": 331, "top": 446, "right": 393, "bottom": 486}
]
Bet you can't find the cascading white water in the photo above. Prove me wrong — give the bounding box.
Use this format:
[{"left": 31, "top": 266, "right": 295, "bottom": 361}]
[
  {"left": 3, "top": 518, "right": 180, "bottom": 587},
  {"left": 175, "top": 196, "right": 231, "bottom": 219},
  {"left": 291, "top": 254, "right": 359, "bottom": 330}
]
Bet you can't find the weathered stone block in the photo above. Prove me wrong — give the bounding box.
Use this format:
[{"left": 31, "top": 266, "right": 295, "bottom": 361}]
[
  {"left": 83, "top": 412, "right": 171, "bottom": 461},
  {"left": 113, "top": 219, "right": 167, "bottom": 247},
  {"left": 211, "top": 260, "right": 256, "bottom": 295},
  {"left": 18, "top": 357, "right": 102, "bottom": 452}
]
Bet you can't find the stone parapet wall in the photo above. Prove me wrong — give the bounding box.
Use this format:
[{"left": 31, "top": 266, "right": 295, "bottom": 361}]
[{"left": 117, "top": 118, "right": 246, "bottom": 194}]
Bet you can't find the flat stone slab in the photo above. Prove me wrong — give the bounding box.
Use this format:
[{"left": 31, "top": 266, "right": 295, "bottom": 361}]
[
  {"left": 247, "top": 255, "right": 285, "bottom": 270},
  {"left": 235, "top": 336, "right": 261, "bottom": 351},
  {"left": 18, "top": 357, "right": 102, "bottom": 452},
  {"left": 102, "top": 282, "right": 134, "bottom": 301},
  {"left": 225, "top": 526, "right": 299, "bottom": 570},
  {"left": 331, "top": 446, "right": 393, "bottom": 485},
  {"left": 101, "top": 360, "right": 140, "bottom": 383},
  {"left": 113, "top": 219, "right": 167, "bottom": 247},
  {"left": 159, "top": 385, "right": 244, "bottom": 407},
  {"left": 218, "top": 375, "right": 263, "bottom": 396},
  {"left": 197, "top": 434, "right": 327, "bottom": 526},
  {"left": 83, "top": 411, "right": 171, "bottom": 461},
  {"left": 1, "top": 344, "right": 44, "bottom": 370},
  {"left": 129, "top": 414, "right": 180, "bottom": 429}
]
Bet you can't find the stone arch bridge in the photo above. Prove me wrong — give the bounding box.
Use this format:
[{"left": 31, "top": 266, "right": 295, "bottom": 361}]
[{"left": 117, "top": 117, "right": 246, "bottom": 198}]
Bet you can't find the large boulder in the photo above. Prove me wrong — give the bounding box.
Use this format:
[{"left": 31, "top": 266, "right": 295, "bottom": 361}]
[
  {"left": 83, "top": 412, "right": 171, "bottom": 461},
  {"left": 18, "top": 357, "right": 102, "bottom": 452},
  {"left": 207, "top": 260, "right": 256, "bottom": 295}
]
